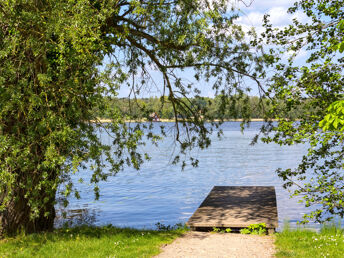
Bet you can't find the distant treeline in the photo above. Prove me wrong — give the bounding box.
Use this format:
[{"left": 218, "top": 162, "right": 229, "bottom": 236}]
[{"left": 94, "top": 95, "right": 306, "bottom": 120}]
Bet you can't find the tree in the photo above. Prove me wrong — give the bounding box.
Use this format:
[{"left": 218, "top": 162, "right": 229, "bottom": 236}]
[
  {"left": 260, "top": 0, "right": 344, "bottom": 223},
  {"left": 0, "top": 0, "right": 264, "bottom": 235}
]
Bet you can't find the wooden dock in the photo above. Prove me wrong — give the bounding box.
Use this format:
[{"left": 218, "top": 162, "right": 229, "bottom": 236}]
[{"left": 187, "top": 186, "right": 278, "bottom": 232}]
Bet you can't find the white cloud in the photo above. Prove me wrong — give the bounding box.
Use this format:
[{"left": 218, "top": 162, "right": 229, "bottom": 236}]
[
  {"left": 237, "top": 7, "right": 308, "bottom": 28},
  {"left": 236, "top": 0, "right": 293, "bottom": 12},
  {"left": 284, "top": 48, "right": 308, "bottom": 61},
  {"left": 236, "top": 11, "right": 264, "bottom": 27},
  {"left": 268, "top": 7, "right": 292, "bottom": 26},
  {"left": 235, "top": 3, "right": 310, "bottom": 39}
]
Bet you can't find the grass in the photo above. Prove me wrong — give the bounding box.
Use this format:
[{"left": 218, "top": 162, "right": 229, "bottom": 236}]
[
  {"left": 0, "top": 225, "right": 187, "bottom": 258},
  {"left": 275, "top": 223, "right": 344, "bottom": 258},
  {"left": 4, "top": 222, "right": 344, "bottom": 258}
]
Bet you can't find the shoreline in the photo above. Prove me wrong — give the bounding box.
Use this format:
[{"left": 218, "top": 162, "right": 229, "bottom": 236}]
[{"left": 90, "top": 118, "right": 277, "bottom": 123}]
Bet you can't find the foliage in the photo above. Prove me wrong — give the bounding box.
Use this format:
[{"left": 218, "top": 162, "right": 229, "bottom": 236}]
[
  {"left": 212, "top": 226, "right": 221, "bottom": 233},
  {"left": 225, "top": 227, "right": 232, "bottom": 233},
  {"left": 275, "top": 224, "right": 344, "bottom": 258},
  {"left": 211, "top": 227, "right": 232, "bottom": 233},
  {"left": 155, "top": 222, "right": 187, "bottom": 231},
  {"left": 0, "top": 225, "right": 186, "bottom": 257},
  {"left": 259, "top": 0, "right": 344, "bottom": 223},
  {"left": 0, "top": 0, "right": 265, "bottom": 234},
  {"left": 239, "top": 223, "right": 267, "bottom": 235},
  {"left": 239, "top": 228, "right": 251, "bottom": 234},
  {"left": 320, "top": 101, "right": 344, "bottom": 132},
  {"left": 95, "top": 95, "right": 309, "bottom": 120}
]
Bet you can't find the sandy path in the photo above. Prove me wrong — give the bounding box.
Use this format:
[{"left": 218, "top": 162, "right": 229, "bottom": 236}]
[{"left": 155, "top": 232, "right": 275, "bottom": 258}]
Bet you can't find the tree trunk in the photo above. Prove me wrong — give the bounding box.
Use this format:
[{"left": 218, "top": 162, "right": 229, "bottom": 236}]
[{"left": 0, "top": 189, "right": 56, "bottom": 236}]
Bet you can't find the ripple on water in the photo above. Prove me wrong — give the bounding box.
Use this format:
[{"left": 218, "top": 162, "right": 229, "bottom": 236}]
[{"left": 55, "top": 122, "right": 328, "bottom": 230}]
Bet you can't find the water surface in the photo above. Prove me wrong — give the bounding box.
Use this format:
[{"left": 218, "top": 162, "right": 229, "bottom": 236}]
[{"left": 56, "top": 122, "right": 319, "bottom": 230}]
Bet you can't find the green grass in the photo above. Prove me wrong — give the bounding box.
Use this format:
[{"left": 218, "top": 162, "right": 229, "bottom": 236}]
[
  {"left": 0, "top": 225, "right": 187, "bottom": 258},
  {"left": 275, "top": 224, "right": 344, "bottom": 258}
]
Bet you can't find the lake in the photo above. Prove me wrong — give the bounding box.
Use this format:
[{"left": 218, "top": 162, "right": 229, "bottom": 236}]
[{"left": 55, "top": 121, "right": 320, "bottom": 231}]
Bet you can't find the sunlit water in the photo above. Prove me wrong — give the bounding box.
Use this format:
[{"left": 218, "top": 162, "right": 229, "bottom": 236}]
[{"left": 55, "top": 122, "right": 323, "bottom": 231}]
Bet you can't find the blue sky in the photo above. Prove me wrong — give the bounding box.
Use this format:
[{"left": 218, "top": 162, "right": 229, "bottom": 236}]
[
  {"left": 236, "top": 0, "right": 307, "bottom": 35},
  {"left": 117, "top": 0, "right": 305, "bottom": 98}
]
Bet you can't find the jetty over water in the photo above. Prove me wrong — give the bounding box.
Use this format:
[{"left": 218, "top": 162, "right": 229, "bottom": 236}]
[{"left": 187, "top": 186, "right": 278, "bottom": 233}]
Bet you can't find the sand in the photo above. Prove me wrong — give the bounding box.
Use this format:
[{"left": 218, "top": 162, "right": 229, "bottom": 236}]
[{"left": 155, "top": 231, "right": 275, "bottom": 258}]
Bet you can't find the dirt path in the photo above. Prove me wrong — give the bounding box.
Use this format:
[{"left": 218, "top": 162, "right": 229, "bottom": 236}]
[{"left": 155, "top": 232, "right": 275, "bottom": 258}]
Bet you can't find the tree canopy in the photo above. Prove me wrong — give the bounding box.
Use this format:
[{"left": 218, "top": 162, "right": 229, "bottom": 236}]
[
  {"left": 261, "top": 0, "right": 344, "bottom": 223},
  {"left": 3, "top": 0, "right": 343, "bottom": 234},
  {"left": 0, "top": 0, "right": 264, "bottom": 234}
]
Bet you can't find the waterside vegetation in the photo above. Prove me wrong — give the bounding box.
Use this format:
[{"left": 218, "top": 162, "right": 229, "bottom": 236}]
[
  {"left": 0, "top": 225, "right": 187, "bottom": 258},
  {"left": 2, "top": 223, "right": 344, "bottom": 257},
  {"left": 93, "top": 96, "right": 310, "bottom": 121},
  {"left": 275, "top": 224, "right": 344, "bottom": 258}
]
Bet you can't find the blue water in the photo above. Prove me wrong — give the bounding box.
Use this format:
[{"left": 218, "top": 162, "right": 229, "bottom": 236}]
[{"left": 55, "top": 122, "right": 319, "bottom": 230}]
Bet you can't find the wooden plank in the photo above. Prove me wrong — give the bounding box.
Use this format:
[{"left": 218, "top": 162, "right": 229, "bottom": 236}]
[{"left": 187, "top": 186, "right": 278, "bottom": 229}]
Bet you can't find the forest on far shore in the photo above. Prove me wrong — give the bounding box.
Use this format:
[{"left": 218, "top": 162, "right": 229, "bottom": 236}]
[{"left": 94, "top": 95, "right": 311, "bottom": 120}]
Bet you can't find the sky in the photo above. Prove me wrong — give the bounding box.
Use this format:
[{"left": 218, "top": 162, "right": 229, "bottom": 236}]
[
  {"left": 235, "top": 0, "right": 308, "bottom": 33},
  {"left": 117, "top": 0, "right": 305, "bottom": 98}
]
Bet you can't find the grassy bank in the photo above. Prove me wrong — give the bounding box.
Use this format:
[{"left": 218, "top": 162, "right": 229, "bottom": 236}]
[
  {"left": 275, "top": 225, "right": 344, "bottom": 257},
  {"left": 0, "top": 225, "right": 186, "bottom": 258}
]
